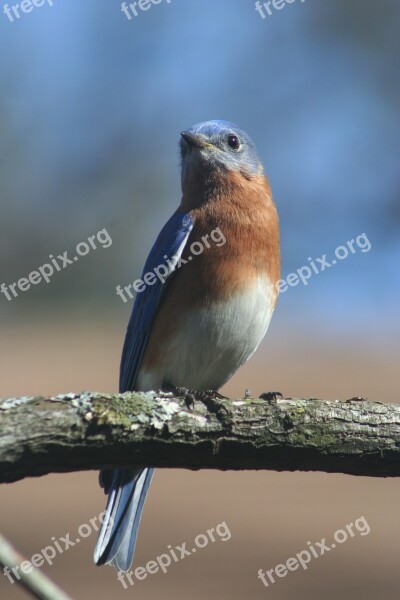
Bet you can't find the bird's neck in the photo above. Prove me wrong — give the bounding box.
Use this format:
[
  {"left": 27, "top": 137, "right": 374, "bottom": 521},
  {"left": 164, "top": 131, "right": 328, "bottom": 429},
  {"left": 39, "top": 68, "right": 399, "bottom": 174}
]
[
  {"left": 180, "top": 167, "right": 275, "bottom": 217},
  {"left": 180, "top": 168, "right": 280, "bottom": 291}
]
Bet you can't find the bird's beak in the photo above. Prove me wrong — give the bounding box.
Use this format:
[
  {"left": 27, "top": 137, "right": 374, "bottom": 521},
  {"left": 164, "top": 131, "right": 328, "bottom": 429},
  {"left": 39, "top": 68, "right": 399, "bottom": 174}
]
[{"left": 181, "top": 131, "right": 212, "bottom": 149}]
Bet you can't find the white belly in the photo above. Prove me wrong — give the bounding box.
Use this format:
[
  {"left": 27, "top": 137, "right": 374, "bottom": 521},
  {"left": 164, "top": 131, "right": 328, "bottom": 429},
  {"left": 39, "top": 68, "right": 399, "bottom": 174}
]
[{"left": 137, "top": 276, "right": 276, "bottom": 392}]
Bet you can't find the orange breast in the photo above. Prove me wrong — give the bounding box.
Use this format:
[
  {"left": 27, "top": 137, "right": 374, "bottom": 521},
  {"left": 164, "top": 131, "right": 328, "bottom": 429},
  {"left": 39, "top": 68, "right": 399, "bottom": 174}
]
[{"left": 140, "top": 170, "right": 280, "bottom": 375}]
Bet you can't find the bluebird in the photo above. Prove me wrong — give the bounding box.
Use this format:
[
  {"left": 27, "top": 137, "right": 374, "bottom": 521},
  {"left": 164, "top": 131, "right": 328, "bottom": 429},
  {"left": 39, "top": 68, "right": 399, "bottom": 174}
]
[{"left": 94, "top": 120, "right": 280, "bottom": 572}]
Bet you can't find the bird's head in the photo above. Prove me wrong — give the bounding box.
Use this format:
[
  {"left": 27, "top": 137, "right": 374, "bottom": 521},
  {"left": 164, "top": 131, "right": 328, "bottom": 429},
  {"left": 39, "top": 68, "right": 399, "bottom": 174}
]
[{"left": 180, "top": 120, "right": 264, "bottom": 192}]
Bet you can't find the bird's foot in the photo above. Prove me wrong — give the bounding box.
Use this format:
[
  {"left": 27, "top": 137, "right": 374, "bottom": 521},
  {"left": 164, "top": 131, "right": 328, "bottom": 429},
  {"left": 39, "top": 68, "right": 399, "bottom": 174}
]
[
  {"left": 345, "top": 396, "right": 368, "bottom": 403},
  {"left": 163, "top": 384, "right": 228, "bottom": 413},
  {"left": 259, "top": 391, "right": 284, "bottom": 403},
  {"left": 198, "top": 389, "right": 229, "bottom": 415},
  {"left": 163, "top": 384, "right": 197, "bottom": 410}
]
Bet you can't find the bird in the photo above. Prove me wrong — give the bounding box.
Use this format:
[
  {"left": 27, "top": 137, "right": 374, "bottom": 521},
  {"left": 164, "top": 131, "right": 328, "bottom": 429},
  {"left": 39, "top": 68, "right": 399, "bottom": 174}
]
[{"left": 94, "top": 119, "right": 280, "bottom": 572}]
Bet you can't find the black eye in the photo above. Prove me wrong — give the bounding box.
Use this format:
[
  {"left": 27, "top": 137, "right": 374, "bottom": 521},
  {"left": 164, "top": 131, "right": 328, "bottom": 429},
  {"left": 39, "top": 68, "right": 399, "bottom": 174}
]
[{"left": 227, "top": 134, "right": 241, "bottom": 150}]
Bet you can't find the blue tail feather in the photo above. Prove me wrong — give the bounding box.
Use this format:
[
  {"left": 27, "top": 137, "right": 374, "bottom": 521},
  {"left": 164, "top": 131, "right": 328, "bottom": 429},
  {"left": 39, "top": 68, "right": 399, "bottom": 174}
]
[{"left": 94, "top": 467, "right": 154, "bottom": 572}]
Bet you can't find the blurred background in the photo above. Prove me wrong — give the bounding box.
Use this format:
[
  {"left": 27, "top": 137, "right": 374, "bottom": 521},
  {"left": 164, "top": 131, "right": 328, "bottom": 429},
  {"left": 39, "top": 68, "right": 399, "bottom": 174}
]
[{"left": 0, "top": 0, "right": 399, "bottom": 598}]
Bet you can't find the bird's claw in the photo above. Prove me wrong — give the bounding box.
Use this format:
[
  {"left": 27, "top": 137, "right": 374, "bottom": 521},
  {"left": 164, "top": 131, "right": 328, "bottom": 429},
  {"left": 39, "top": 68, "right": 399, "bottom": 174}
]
[
  {"left": 345, "top": 396, "right": 368, "bottom": 403},
  {"left": 259, "top": 391, "right": 283, "bottom": 403},
  {"left": 164, "top": 385, "right": 228, "bottom": 414},
  {"left": 164, "top": 385, "right": 197, "bottom": 410}
]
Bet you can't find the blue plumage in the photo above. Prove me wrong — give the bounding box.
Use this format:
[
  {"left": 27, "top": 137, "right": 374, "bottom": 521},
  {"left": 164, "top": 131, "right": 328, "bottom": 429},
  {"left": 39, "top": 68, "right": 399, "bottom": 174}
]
[
  {"left": 120, "top": 209, "right": 193, "bottom": 392},
  {"left": 94, "top": 209, "right": 193, "bottom": 572}
]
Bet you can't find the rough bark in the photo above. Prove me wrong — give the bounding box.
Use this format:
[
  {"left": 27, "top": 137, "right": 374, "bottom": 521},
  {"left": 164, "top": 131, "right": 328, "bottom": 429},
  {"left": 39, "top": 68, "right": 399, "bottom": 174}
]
[{"left": 0, "top": 392, "right": 399, "bottom": 483}]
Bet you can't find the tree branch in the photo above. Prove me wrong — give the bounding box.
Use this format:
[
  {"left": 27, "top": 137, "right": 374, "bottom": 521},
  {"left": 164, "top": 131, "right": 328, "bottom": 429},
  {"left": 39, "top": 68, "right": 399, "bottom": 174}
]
[
  {"left": 0, "top": 392, "right": 399, "bottom": 483},
  {"left": 0, "top": 534, "right": 74, "bottom": 600}
]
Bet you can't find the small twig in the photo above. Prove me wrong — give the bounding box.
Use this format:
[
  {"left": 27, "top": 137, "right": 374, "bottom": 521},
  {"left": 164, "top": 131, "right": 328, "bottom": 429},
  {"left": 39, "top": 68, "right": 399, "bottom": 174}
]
[{"left": 0, "top": 534, "right": 74, "bottom": 600}]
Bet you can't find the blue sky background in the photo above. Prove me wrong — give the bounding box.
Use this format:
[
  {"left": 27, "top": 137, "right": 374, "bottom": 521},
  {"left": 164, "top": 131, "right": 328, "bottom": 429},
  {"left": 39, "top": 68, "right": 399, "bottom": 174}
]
[{"left": 0, "top": 0, "right": 399, "bottom": 332}]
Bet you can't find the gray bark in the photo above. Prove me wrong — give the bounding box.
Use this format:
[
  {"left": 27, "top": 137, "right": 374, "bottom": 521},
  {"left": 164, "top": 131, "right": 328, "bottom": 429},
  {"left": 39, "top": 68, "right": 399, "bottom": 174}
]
[{"left": 0, "top": 392, "right": 399, "bottom": 483}]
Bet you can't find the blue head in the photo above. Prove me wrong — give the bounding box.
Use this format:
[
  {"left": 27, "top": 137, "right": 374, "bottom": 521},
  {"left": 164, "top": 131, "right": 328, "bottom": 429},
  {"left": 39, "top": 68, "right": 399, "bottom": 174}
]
[{"left": 180, "top": 120, "right": 263, "bottom": 190}]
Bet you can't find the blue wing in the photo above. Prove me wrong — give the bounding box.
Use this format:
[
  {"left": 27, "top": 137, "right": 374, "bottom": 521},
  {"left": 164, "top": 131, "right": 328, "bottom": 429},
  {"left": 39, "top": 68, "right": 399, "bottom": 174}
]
[
  {"left": 119, "top": 208, "right": 194, "bottom": 392},
  {"left": 94, "top": 208, "right": 193, "bottom": 572}
]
